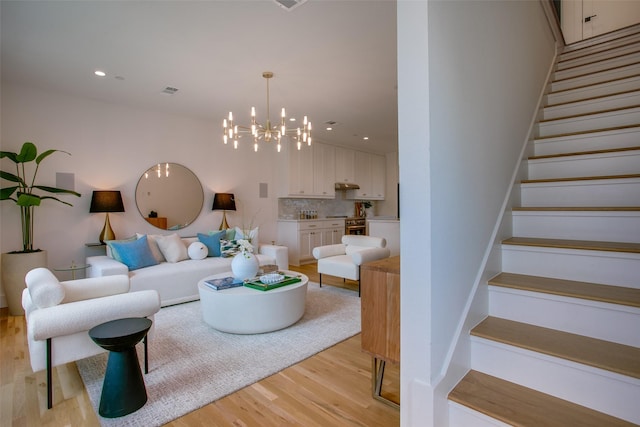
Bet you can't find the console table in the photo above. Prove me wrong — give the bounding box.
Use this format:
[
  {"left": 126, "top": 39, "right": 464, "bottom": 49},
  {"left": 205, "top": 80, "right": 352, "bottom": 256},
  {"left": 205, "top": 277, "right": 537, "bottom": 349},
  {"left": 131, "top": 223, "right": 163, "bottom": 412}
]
[{"left": 360, "top": 255, "right": 400, "bottom": 408}]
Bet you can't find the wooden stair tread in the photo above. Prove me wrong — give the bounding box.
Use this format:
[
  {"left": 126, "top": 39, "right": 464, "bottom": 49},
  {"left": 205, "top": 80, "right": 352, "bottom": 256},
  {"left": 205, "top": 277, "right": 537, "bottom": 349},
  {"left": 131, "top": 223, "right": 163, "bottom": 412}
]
[
  {"left": 548, "top": 74, "right": 640, "bottom": 96},
  {"left": 502, "top": 237, "right": 640, "bottom": 254},
  {"left": 512, "top": 206, "right": 640, "bottom": 211},
  {"left": 471, "top": 317, "right": 640, "bottom": 379},
  {"left": 529, "top": 146, "right": 640, "bottom": 160},
  {"left": 522, "top": 173, "right": 640, "bottom": 184},
  {"left": 538, "top": 104, "right": 640, "bottom": 124},
  {"left": 552, "top": 61, "right": 640, "bottom": 84},
  {"left": 449, "top": 370, "right": 637, "bottom": 427},
  {"left": 535, "top": 123, "right": 640, "bottom": 140},
  {"left": 489, "top": 272, "right": 640, "bottom": 308},
  {"left": 545, "top": 89, "right": 640, "bottom": 109}
]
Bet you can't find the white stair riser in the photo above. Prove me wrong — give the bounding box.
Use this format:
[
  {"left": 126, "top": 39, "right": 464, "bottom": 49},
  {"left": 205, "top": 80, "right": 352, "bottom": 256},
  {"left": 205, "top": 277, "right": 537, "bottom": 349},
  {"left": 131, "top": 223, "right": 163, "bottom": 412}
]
[
  {"left": 561, "top": 32, "right": 640, "bottom": 60},
  {"left": 520, "top": 178, "right": 640, "bottom": 207},
  {"left": 551, "top": 63, "right": 640, "bottom": 92},
  {"left": 471, "top": 338, "right": 640, "bottom": 424},
  {"left": 534, "top": 127, "right": 640, "bottom": 156},
  {"left": 488, "top": 287, "right": 640, "bottom": 346},
  {"left": 542, "top": 91, "right": 640, "bottom": 120},
  {"left": 558, "top": 45, "right": 640, "bottom": 71},
  {"left": 512, "top": 211, "right": 640, "bottom": 243},
  {"left": 546, "top": 75, "right": 640, "bottom": 105},
  {"left": 527, "top": 151, "right": 640, "bottom": 180},
  {"left": 448, "top": 402, "right": 511, "bottom": 427},
  {"left": 537, "top": 108, "right": 640, "bottom": 137},
  {"left": 555, "top": 53, "right": 640, "bottom": 81},
  {"left": 501, "top": 245, "right": 640, "bottom": 287}
]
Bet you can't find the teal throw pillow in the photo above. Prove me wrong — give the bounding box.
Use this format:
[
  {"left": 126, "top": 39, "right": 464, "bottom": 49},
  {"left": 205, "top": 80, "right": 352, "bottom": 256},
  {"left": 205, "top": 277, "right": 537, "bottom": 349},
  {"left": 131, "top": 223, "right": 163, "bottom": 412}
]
[
  {"left": 108, "top": 235, "right": 158, "bottom": 271},
  {"left": 198, "top": 230, "right": 226, "bottom": 257},
  {"left": 220, "top": 239, "right": 241, "bottom": 257},
  {"left": 225, "top": 228, "right": 236, "bottom": 240},
  {"left": 105, "top": 235, "right": 137, "bottom": 261}
]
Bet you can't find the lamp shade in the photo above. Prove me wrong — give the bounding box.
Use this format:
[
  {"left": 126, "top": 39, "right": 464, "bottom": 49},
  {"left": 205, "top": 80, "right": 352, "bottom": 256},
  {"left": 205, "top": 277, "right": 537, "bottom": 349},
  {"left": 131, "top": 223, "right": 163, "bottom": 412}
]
[
  {"left": 90, "top": 191, "right": 125, "bottom": 213},
  {"left": 212, "top": 193, "right": 236, "bottom": 211}
]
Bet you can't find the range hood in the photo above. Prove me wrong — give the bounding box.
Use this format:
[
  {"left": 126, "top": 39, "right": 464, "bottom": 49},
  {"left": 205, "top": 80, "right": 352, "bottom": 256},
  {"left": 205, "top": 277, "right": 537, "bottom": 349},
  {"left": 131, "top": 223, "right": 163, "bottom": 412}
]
[{"left": 335, "top": 182, "right": 360, "bottom": 191}]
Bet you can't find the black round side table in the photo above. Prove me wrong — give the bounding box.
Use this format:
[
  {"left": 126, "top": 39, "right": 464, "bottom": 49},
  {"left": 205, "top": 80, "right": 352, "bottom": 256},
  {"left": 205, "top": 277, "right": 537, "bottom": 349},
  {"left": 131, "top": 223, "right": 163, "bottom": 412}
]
[{"left": 89, "top": 317, "right": 152, "bottom": 418}]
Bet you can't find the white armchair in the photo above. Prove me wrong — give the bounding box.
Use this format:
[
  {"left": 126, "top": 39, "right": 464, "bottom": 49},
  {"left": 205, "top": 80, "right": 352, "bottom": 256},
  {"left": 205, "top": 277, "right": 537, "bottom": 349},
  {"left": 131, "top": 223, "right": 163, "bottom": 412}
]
[
  {"left": 22, "top": 268, "right": 161, "bottom": 409},
  {"left": 312, "top": 235, "right": 390, "bottom": 296}
]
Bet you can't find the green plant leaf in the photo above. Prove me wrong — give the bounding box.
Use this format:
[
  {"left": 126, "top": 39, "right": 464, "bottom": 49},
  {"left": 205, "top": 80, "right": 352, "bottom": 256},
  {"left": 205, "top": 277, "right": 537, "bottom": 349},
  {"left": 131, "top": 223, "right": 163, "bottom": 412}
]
[
  {"left": 36, "top": 149, "right": 70, "bottom": 164},
  {"left": 16, "top": 193, "right": 41, "bottom": 207},
  {"left": 0, "top": 186, "right": 18, "bottom": 199},
  {"left": 33, "top": 185, "right": 81, "bottom": 197},
  {"left": 0, "top": 151, "right": 19, "bottom": 162},
  {"left": 16, "top": 142, "right": 37, "bottom": 163},
  {"left": 0, "top": 170, "right": 24, "bottom": 184},
  {"left": 39, "top": 195, "right": 74, "bottom": 206}
]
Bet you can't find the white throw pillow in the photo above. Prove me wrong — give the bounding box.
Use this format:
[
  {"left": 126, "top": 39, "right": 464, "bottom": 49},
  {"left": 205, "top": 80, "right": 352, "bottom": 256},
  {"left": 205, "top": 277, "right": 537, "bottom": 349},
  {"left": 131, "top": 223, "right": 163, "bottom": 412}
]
[
  {"left": 155, "top": 233, "right": 189, "bottom": 263},
  {"left": 188, "top": 242, "right": 208, "bottom": 260}
]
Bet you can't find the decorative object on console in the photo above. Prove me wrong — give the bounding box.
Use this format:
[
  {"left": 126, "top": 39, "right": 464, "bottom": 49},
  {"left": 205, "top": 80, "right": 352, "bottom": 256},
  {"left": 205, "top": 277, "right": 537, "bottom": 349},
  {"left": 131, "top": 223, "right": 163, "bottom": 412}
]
[
  {"left": 231, "top": 239, "right": 259, "bottom": 280},
  {"left": 212, "top": 193, "right": 236, "bottom": 230},
  {"left": 90, "top": 190, "right": 125, "bottom": 243},
  {"left": 222, "top": 71, "right": 312, "bottom": 152}
]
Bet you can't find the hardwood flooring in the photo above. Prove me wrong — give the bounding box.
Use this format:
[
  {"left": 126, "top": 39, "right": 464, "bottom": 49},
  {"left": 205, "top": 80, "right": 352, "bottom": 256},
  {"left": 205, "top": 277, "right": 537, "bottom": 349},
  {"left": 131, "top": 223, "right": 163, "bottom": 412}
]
[{"left": 0, "top": 263, "right": 399, "bottom": 426}]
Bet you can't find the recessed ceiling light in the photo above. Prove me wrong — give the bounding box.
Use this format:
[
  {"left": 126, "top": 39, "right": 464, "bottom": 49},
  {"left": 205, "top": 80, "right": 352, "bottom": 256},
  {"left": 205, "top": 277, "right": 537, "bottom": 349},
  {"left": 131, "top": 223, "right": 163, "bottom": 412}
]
[
  {"left": 94, "top": 70, "right": 106, "bottom": 77},
  {"left": 363, "top": 137, "right": 369, "bottom": 140},
  {"left": 289, "top": 117, "right": 296, "bottom": 122},
  {"left": 326, "top": 127, "right": 333, "bottom": 131}
]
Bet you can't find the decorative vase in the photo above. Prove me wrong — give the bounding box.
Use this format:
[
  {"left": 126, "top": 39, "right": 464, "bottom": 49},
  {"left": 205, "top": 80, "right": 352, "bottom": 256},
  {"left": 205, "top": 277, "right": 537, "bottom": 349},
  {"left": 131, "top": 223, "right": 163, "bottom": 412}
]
[
  {"left": 231, "top": 252, "right": 259, "bottom": 281},
  {"left": 1, "top": 250, "right": 48, "bottom": 316}
]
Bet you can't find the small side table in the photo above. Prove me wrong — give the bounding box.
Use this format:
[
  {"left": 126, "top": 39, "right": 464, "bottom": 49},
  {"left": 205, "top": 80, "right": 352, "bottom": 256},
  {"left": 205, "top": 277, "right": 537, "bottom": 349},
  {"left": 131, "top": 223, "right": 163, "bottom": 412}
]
[
  {"left": 53, "top": 263, "right": 90, "bottom": 279},
  {"left": 89, "top": 317, "right": 152, "bottom": 418}
]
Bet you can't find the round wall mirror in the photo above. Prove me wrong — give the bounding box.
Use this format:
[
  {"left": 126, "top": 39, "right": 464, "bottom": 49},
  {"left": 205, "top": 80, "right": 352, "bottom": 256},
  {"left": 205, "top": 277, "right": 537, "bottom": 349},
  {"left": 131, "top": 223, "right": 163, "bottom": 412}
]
[{"left": 135, "top": 163, "right": 204, "bottom": 230}]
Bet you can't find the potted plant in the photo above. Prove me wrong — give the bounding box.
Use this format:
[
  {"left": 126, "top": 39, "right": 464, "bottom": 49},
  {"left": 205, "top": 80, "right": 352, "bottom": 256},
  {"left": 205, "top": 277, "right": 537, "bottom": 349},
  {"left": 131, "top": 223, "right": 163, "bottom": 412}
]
[{"left": 0, "top": 141, "right": 81, "bottom": 315}]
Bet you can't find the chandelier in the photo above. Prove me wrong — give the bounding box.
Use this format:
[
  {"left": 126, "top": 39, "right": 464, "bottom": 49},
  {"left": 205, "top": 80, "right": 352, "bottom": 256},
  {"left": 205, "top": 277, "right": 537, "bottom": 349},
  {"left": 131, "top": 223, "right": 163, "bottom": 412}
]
[{"left": 223, "top": 71, "right": 311, "bottom": 152}]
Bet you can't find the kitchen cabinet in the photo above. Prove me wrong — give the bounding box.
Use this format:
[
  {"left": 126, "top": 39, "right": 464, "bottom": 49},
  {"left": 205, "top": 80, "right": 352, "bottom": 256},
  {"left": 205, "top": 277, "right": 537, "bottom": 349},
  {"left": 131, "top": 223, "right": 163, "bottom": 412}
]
[
  {"left": 277, "top": 219, "right": 345, "bottom": 265},
  {"left": 335, "top": 146, "right": 356, "bottom": 184},
  {"left": 278, "top": 142, "right": 334, "bottom": 198},
  {"left": 350, "top": 151, "right": 386, "bottom": 200}
]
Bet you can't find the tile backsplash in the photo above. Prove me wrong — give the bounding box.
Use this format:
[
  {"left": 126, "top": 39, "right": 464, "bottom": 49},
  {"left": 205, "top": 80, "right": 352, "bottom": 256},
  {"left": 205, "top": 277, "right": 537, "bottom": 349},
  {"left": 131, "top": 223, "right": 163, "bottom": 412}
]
[{"left": 278, "top": 197, "right": 373, "bottom": 219}]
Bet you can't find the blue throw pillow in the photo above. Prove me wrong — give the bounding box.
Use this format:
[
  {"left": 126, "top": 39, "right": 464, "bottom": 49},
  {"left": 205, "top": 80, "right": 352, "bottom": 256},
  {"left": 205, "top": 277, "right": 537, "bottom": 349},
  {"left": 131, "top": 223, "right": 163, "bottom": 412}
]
[
  {"left": 108, "top": 235, "right": 158, "bottom": 271},
  {"left": 198, "top": 230, "right": 226, "bottom": 257}
]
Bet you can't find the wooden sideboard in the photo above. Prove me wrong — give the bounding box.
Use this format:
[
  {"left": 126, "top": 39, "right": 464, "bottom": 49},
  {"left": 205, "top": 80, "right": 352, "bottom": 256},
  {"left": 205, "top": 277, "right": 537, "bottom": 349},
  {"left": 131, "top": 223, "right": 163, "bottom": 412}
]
[
  {"left": 360, "top": 255, "right": 400, "bottom": 408},
  {"left": 145, "top": 217, "right": 167, "bottom": 229}
]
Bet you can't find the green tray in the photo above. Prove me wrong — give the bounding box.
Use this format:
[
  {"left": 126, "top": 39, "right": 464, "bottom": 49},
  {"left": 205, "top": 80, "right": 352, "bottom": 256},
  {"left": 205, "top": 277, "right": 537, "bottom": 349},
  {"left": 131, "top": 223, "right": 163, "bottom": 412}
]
[{"left": 243, "top": 275, "right": 302, "bottom": 291}]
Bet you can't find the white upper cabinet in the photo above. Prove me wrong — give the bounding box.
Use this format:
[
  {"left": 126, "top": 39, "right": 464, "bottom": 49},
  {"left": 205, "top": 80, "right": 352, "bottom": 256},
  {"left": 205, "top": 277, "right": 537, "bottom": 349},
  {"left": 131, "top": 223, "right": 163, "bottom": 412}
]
[
  {"left": 351, "top": 151, "right": 386, "bottom": 200},
  {"left": 278, "top": 142, "right": 335, "bottom": 198},
  {"left": 313, "top": 143, "right": 336, "bottom": 198},
  {"left": 335, "top": 146, "right": 357, "bottom": 184}
]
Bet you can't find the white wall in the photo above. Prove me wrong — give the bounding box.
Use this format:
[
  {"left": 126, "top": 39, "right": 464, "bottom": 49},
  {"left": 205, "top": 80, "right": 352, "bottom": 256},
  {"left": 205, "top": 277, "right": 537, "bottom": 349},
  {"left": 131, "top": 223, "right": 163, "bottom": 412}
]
[
  {"left": 0, "top": 83, "right": 283, "bottom": 301},
  {"left": 398, "top": 1, "right": 556, "bottom": 425}
]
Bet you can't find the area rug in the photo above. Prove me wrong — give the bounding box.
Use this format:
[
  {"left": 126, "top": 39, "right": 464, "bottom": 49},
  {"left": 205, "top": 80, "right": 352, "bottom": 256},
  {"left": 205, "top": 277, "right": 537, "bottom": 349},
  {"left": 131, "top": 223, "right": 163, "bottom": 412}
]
[{"left": 77, "top": 282, "right": 361, "bottom": 426}]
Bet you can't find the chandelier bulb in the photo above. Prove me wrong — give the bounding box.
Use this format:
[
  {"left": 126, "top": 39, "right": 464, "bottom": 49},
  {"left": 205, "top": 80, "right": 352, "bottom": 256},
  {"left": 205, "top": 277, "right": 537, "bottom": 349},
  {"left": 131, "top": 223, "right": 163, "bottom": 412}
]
[
  {"left": 281, "top": 107, "right": 286, "bottom": 118},
  {"left": 297, "top": 141, "right": 302, "bottom": 150},
  {"left": 254, "top": 143, "right": 259, "bottom": 152},
  {"left": 233, "top": 140, "right": 238, "bottom": 149},
  {"left": 228, "top": 112, "right": 233, "bottom": 121},
  {"left": 277, "top": 143, "right": 281, "bottom": 152}
]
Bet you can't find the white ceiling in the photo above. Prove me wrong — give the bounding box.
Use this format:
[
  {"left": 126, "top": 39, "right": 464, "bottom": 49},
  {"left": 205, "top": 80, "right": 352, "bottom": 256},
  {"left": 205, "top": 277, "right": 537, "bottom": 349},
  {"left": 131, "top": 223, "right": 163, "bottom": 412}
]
[{"left": 1, "top": 0, "right": 398, "bottom": 154}]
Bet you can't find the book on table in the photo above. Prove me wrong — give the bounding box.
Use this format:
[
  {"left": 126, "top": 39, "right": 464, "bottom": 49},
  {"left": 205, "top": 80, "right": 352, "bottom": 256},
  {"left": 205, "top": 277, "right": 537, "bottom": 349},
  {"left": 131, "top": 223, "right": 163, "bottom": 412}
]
[
  {"left": 243, "top": 275, "right": 302, "bottom": 291},
  {"left": 204, "top": 276, "right": 243, "bottom": 291}
]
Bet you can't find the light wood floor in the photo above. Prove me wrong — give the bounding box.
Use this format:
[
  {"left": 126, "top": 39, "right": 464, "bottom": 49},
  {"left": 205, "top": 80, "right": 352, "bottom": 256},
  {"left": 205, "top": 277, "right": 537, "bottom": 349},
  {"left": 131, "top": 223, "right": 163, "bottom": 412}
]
[{"left": 0, "top": 263, "right": 399, "bottom": 426}]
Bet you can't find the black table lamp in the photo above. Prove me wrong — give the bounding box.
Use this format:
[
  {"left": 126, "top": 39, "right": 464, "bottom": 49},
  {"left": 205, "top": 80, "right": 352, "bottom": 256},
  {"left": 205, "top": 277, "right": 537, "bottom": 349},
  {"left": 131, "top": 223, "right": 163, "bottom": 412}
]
[
  {"left": 212, "top": 193, "right": 236, "bottom": 230},
  {"left": 90, "top": 190, "right": 125, "bottom": 243}
]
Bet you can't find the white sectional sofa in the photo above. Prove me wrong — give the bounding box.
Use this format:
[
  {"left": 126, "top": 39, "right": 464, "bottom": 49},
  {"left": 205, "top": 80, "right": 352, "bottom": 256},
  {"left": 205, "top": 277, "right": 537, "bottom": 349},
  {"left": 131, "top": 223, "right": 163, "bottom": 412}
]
[{"left": 87, "top": 236, "right": 288, "bottom": 307}]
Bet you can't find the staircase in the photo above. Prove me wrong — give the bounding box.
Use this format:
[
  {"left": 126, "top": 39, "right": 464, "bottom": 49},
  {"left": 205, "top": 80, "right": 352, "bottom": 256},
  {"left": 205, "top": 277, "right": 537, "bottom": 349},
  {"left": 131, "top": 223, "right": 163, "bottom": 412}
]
[{"left": 448, "top": 26, "right": 640, "bottom": 426}]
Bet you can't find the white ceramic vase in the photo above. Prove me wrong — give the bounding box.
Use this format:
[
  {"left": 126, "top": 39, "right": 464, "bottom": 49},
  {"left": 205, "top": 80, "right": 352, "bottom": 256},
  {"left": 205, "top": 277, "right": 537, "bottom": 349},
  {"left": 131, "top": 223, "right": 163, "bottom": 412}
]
[{"left": 231, "top": 252, "right": 259, "bottom": 281}]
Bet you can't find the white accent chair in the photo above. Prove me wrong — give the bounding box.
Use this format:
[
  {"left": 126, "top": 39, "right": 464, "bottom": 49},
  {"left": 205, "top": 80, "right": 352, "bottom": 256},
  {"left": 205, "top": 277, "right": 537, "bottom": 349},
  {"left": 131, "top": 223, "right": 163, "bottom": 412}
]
[
  {"left": 22, "top": 268, "right": 161, "bottom": 409},
  {"left": 312, "top": 235, "right": 391, "bottom": 296}
]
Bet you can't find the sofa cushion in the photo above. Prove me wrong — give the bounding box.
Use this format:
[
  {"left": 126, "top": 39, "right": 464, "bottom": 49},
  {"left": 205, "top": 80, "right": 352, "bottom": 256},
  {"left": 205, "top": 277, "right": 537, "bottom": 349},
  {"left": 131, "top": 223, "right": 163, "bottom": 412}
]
[
  {"left": 220, "top": 239, "right": 242, "bottom": 257},
  {"left": 188, "top": 242, "right": 208, "bottom": 260},
  {"left": 156, "top": 233, "right": 189, "bottom": 263},
  {"left": 137, "top": 233, "right": 166, "bottom": 263},
  {"left": 105, "top": 235, "right": 137, "bottom": 260},
  {"left": 198, "top": 230, "right": 226, "bottom": 257},
  {"left": 234, "top": 226, "right": 259, "bottom": 244},
  {"left": 25, "top": 267, "right": 66, "bottom": 308},
  {"left": 109, "top": 235, "right": 158, "bottom": 271}
]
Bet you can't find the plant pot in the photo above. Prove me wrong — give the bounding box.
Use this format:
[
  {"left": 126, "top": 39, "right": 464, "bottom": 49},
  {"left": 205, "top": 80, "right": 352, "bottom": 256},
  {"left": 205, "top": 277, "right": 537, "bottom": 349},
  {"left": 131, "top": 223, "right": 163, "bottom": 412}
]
[
  {"left": 231, "top": 252, "right": 259, "bottom": 281},
  {"left": 1, "top": 250, "right": 47, "bottom": 316}
]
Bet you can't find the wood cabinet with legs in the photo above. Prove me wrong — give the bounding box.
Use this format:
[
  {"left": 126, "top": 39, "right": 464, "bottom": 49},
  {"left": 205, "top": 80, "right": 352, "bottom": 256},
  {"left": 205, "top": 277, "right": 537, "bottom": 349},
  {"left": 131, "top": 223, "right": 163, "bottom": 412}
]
[{"left": 360, "top": 255, "right": 400, "bottom": 408}]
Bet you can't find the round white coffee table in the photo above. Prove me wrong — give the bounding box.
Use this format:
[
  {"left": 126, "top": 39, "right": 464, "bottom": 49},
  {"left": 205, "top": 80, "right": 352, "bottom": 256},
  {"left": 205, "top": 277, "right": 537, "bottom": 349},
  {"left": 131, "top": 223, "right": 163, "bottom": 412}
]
[{"left": 197, "top": 271, "right": 308, "bottom": 334}]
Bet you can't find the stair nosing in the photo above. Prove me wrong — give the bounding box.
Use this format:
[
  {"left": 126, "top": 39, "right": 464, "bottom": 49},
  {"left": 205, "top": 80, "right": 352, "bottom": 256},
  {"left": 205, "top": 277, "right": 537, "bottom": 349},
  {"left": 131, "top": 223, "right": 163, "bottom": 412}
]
[
  {"left": 552, "top": 61, "right": 640, "bottom": 84},
  {"left": 547, "top": 73, "right": 640, "bottom": 96},
  {"left": 501, "top": 237, "right": 640, "bottom": 254},
  {"left": 534, "top": 123, "right": 640, "bottom": 140},
  {"left": 557, "top": 49, "right": 640, "bottom": 74},
  {"left": 512, "top": 206, "right": 640, "bottom": 212},
  {"left": 545, "top": 89, "right": 640, "bottom": 109},
  {"left": 471, "top": 317, "right": 640, "bottom": 379},
  {"left": 488, "top": 272, "right": 640, "bottom": 308},
  {"left": 521, "top": 173, "right": 640, "bottom": 184},
  {"left": 538, "top": 104, "right": 640, "bottom": 124},
  {"left": 528, "top": 146, "right": 640, "bottom": 160}
]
